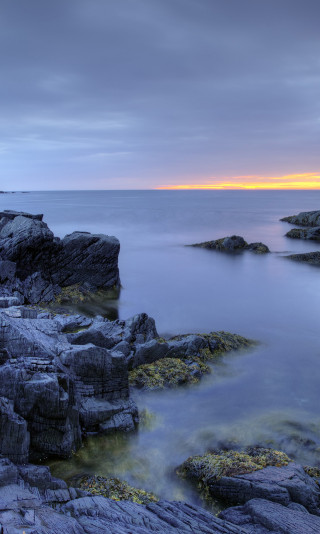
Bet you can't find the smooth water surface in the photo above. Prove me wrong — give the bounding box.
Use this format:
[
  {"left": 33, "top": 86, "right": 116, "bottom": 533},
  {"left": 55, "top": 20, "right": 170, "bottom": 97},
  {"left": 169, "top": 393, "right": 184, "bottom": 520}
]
[{"left": 1, "top": 190, "right": 320, "bottom": 504}]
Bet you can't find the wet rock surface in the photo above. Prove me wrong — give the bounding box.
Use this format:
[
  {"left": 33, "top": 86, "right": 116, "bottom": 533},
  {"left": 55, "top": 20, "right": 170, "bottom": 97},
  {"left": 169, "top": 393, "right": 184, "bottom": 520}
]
[
  {"left": 191, "top": 235, "right": 270, "bottom": 254},
  {"left": 0, "top": 210, "right": 120, "bottom": 304}
]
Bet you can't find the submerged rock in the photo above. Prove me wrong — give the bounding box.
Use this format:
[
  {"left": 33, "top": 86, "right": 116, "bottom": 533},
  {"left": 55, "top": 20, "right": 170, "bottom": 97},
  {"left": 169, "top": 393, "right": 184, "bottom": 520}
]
[
  {"left": 191, "top": 236, "right": 270, "bottom": 254},
  {"left": 0, "top": 210, "right": 120, "bottom": 304},
  {"left": 281, "top": 210, "right": 320, "bottom": 227}
]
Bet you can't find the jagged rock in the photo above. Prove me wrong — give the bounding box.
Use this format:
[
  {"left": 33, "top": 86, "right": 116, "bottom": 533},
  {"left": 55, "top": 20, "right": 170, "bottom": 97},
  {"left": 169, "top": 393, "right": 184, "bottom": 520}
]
[
  {"left": 68, "top": 312, "right": 159, "bottom": 356},
  {"left": 130, "top": 331, "right": 254, "bottom": 370},
  {"left": 281, "top": 210, "right": 320, "bottom": 227},
  {"left": 0, "top": 457, "right": 248, "bottom": 533},
  {"left": 0, "top": 211, "right": 120, "bottom": 304},
  {"left": 0, "top": 209, "right": 43, "bottom": 221},
  {"left": 220, "top": 498, "right": 320, "bottom": 533},
  {"left": 0, "top": 308, "right": 139, "bottom": 461},
  {"left": 191, "top": 236, "right": 269, "bottom": 254},
  {"left": 286, "top": 227, "right": 320, "bottom": 241},
  {"left": 285, "top": 251, "right": 320, "bottom": 266},
  {"left": 0, "top": 398, "right": 29, "bottom": 463},
  {"left": 51, "top": 231, "right": 120, "bottom": 290}
]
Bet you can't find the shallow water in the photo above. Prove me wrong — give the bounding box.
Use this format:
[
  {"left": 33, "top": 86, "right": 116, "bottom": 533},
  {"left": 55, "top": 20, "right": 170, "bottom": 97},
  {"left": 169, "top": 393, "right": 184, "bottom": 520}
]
[{"left": 1, "top": 190, "right": 320, "bottom": 504}]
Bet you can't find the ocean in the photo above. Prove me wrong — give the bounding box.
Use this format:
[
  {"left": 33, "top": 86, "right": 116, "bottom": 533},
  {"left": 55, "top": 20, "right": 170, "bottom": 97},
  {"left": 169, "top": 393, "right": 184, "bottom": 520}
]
[{"left": 1, "top": 189, "right": 320, "bottom": 505}]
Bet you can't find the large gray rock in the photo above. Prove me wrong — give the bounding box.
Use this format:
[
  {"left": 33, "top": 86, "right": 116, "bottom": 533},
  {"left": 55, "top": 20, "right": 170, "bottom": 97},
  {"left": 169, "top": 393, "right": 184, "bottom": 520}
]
[
  {"left": 281, "top": 210, "right": 320, "bottom": 227},
  {"left": 0, "top": 308, "right": 139, "bottom": 461},
  {"left": 0, "top": 211, "right": 120, "bottom": 304},
  {"left": 52, "top": 231, "right": 120, "bottom": 290}
]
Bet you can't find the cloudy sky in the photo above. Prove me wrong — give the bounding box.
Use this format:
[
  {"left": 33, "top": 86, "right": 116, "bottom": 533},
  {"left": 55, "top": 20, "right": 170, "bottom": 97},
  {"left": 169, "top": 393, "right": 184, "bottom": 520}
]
[{"left": 1, "top": 0, "right": 319, "bottom": 190}]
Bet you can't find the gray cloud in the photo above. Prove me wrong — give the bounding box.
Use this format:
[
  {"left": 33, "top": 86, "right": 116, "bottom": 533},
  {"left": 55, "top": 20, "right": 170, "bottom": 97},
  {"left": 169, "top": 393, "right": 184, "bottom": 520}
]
[{"left": 0, "top": 0, "right": 319, "bottom": 189}]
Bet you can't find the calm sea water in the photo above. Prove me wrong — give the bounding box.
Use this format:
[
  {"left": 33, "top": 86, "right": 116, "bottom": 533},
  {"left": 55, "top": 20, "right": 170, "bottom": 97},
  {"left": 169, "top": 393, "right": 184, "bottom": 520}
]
[{"left": 1, "top": 190, "right": 320, "bottom": 505}]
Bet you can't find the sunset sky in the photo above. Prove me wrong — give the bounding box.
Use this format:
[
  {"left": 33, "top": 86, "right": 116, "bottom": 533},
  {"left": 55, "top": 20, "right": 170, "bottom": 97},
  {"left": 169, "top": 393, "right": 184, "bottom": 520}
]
[{"left": 1, "top": 0, "right": 319, "bottom": 190}]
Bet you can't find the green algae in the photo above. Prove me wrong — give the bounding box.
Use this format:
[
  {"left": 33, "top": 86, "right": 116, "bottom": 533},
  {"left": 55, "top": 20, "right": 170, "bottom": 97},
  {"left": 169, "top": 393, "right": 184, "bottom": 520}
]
[
  {"left": 129, "top": 357, "right": 210, "bottom": 390},
  {"left": 177, "top": 447, "right": 292, "bottom": 492},
  {"left": 76, "top": 475, "right": 159, "bottom": 504}
]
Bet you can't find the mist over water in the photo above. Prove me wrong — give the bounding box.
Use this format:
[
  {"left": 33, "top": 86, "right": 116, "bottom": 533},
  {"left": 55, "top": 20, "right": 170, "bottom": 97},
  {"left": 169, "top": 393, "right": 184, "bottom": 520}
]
[{"left": 1, "top": 190, "right": 320, "bottom": 504}]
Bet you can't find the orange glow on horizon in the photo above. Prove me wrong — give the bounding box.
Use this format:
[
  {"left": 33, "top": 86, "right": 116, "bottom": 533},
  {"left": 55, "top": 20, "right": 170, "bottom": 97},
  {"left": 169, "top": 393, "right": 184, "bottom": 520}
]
[{"left": 155, "top": 173, "right": 320, "bottom": 190}]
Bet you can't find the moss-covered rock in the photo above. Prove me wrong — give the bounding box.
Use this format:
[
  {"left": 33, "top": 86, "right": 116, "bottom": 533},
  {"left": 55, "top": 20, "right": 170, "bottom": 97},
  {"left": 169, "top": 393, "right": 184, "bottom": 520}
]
[
  {"left": 76, "top": 475, "right": 158, "bottom": 504},
  {"left": 177, "top": 447, "right": 292, "bottom": 498},
  {"left": 129, "top": 331, "right": 255, "bottom": 390},
  {"left": 129, "top": 357, "right": 210, "bottom": 390}
]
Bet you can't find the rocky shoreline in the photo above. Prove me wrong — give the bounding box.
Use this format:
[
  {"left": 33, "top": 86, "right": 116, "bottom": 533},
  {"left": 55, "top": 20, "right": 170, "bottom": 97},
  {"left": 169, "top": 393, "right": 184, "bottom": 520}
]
[{"left": 0, "top": 210, "right": 319, "bottom": 533}]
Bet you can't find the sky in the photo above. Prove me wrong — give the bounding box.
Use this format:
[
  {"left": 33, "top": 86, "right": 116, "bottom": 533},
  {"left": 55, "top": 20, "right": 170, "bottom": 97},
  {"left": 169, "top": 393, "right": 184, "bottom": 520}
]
[{"left": 1, "top": 0, "right": 320, "bottom": 190}]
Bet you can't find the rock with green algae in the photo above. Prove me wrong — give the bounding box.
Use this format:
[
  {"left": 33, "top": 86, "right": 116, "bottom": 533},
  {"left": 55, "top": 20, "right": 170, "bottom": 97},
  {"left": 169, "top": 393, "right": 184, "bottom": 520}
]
[
  {"left": 131, "top": 330, "right": 256, "bottom": 370},
  {"left": 129, "top": 357, "right": 210, "bottom": 390},
  {"left": 76, "top": 474, "right": 159, "bottom": 504},
  {"left": 176, "top": 447, "right": 320, "bottom": 509},
  {"left": 177, "top": 448, "right": 291, "bottom": 486}
]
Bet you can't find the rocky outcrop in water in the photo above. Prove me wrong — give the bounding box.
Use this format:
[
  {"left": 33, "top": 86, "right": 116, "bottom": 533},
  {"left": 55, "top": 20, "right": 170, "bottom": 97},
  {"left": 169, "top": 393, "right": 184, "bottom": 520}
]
[
  {"left": 285, "top": 251, "right": 320, "bottom": 266},
  {"left": 128, "top": 332, "right": 254, "bottom": 389},
  {"left": 0, "top": 210, "right": 120, "bottom": 304},
  {"left": 191, "top": 236, "right": 269, "bottom": 254},
  {"left": 285, "top": 227, "right": 320, "bottom": 240},
  {"left": 281, "top": 210, "right": 320, "bottom": 227}
]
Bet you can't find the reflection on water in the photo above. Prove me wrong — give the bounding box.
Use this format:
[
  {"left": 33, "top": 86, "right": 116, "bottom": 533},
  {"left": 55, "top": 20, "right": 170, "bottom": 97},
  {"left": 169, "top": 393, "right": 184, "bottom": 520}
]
[{"left": 1, "top": 190, "right": 320, "bottom": 506}]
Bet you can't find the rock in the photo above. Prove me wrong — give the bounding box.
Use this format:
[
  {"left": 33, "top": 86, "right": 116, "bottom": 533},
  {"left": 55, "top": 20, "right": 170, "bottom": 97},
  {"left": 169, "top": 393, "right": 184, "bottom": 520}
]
[
  {"left": 0, "top": 209, "right": 43, "bottom": 221},
  {"left": 129, "top": 357, "right": 211, "bottom": 390},
  {"left": 0, "top": 456, "right": 248, "bottom": 533},
  {"left": 75, "top": 474, "right": 159, "bottom": 504},
  {"left": 0, "top": 211, "right": 120, "bottom": 304},
  {"left": 286, "top": 227, "right": 320, "bottom": 241},
  {"left": 51, "top": 231, "right": 120, "bottom": 291},
  {"left": 220, "top": 498, "right": 320, "bottom": 533},
  {"left": 192, "top": 235, "right": 248, "bottom": 251},
  {"left": 245, "top": 242, "right": 270, "bottom": 254},
  {"left": 177, "top": 448, "right": 320, "bottom": 513},
  {"left": 281, "top": 210, "right": 320, "bottom": 227},
  {"left": 0, "top": 308, "right": 139, "bottom": 461},
  {"left": 191, "top": 236, "right": 269, "bottom": 253},
  {"left": 129, "top": 331, "right": 255, "bottom": 388},
  {"left": 285, "top": 251, "right": 320, "bottom": 266},
  {"left": 0, "top": 396, "right": 30, "bottom": 463}
]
